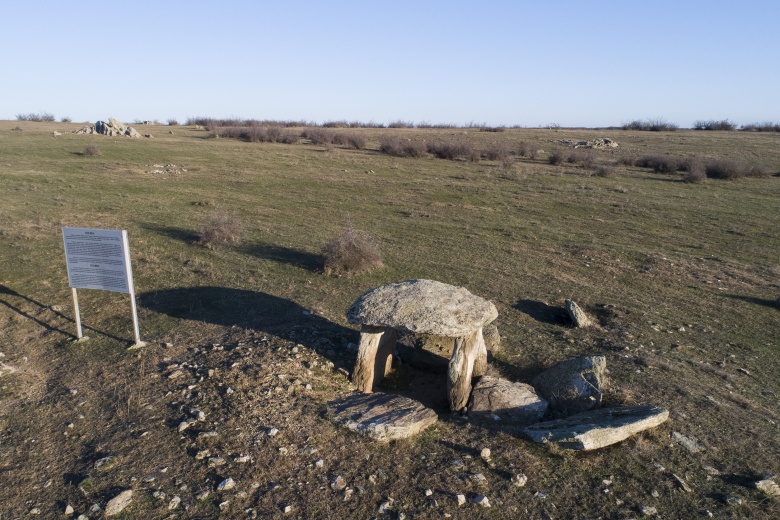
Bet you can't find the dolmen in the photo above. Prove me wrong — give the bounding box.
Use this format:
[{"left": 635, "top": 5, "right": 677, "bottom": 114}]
[{"left": 348, "top": 279, "right": 498, "bottom": 411}]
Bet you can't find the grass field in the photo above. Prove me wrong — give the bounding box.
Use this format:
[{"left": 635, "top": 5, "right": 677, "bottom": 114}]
[{"left": 0, "top": 120, "right": 778, "bottom": 518}]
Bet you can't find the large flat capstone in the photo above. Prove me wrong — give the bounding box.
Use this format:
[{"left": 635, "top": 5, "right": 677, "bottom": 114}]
[
  {"left": 523, "top": 405, "right": 669, "bottom": 451},
  {"left": 347, "top": 279, "right": 498, "bottom": 337},
  {"left": 327, "top": 392, "right": 438, "bottom": 442}
]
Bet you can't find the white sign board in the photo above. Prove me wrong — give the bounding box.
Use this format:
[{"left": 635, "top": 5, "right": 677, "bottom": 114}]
[
  {"left": 62, "top": 227, "right": 133, "bottom": 293},
  {"left": 61, "top": 227, "right": 144, "bottom": 347}
]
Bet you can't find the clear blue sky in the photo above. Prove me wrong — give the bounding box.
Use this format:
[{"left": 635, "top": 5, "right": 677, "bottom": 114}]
[{"left": 2, "top": 1, "right": 778, "bottom": 127}]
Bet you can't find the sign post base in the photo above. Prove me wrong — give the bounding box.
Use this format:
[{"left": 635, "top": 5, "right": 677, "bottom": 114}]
[
  {"left": 72, "top": 336, "right": 91, "bottom": 343},
  {"left": 128, "top": 341, "right": 148, "bottom": 350}
]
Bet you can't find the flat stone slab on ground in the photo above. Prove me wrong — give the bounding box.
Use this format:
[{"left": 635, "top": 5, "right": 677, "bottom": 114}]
[
  {"left": 523, "top": 405, "right": 669, "bottom": 450},
  {"left": 469, "top": 376, "right": 548, "bottom": 426},
  {"left": 327, "top": 392, "right": 438, "bottom": 442},
  {"left": 347, "top": 279, "right": 498, "bottom": 336}
]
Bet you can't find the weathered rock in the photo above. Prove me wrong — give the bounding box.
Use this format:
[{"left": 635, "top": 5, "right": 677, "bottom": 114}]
[
  {"left": 126, "top": 126, "right": 141, "bottom": 138},
  {"left": 468, "top": 376, "right": 548, "bottom": 426},
  {"left": 347, "top": 279, "right": 497, "bottom": 336},
  {"left": 523, "top": 405, "right": 669, "bottom": 450},
  {"left": 105, "top": 489, "right": 133, "bottom": 516},
  {"left": 755, "top": 479, "right": 780, "bottom": 496},
  {"left": 398, "top": 323, "right": 501, "bottom": 373},
  {"left": 532, "top": 356, "right": 607, "bottom": 414},
  {"left": 672, "top": 431, "right": 705, "bottom": 453},
  {"left": 326, "top": 392, "right": 438, "bottom": 442},
  {"left": 565, "top": 300, "right": 593, "bottom": 328}
]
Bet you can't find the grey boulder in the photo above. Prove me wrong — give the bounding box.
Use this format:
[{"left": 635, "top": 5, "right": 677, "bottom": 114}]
[
  {"left": 468, "top": 376, "right": 548, "bottom": 426},
  {"left": 532, "top": 356, "right": 606, "bottom": 414}
]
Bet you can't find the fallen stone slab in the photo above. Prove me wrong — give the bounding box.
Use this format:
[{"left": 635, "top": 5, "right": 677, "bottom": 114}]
[
  {"left": 468, "top": 376, "right": 548, "bottom": 426},
  {"left": 105, "top": 489, "right": 133, "bottom": 516},
  {"left": 565, "top": 299, "right": 593, "bottom": 328},
  {"left": 327, "top": 392, "right": 438, "bottom": 442},
  {"left": 532, "top": 356, "right": 607, "bottom": 415},
  {"left": 523, "top": 405, "right": 669, "bottom": 450}
]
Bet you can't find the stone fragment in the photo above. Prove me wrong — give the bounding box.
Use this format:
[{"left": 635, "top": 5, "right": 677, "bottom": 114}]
[
  {"left": 168, "top": 496, "right": 181, "bottom": 509},
  {"left": 473, "top": 495, "right": 491, "bottom": 507},
  {"left": 671, "top": 432, "right": 705, "bottom": 453},
  {"left": 456, "top": 494, "right": 467, "bottom": 506},
  {"left": 347, "top": 279, "right": 497, "bottom": 336},
  {"left": 217, "top": 478, "right": 235, "bottom": 491},
  {"left": 327, "top": 392, "right": 437, "bottom": 442},
  {"left": 640, "top": 505, "right": 658, "bottom": 516},
  {"left": 480, "top": 448, "right": 491, "bottom": 461},
  {"left": 330, "top": 476, "right": 347, "bottom": 491},
  {"left": 532, "top": 356, "right": 606, "bottom": 415},
  {"left": 566, "top": 300, "right": 593, "bottom": 328},
  {"left": 512, "top": 474, "right": 528, "bottom": 487},
  {"left": 523, "top": 405, "right": 669, "bottom": 450},
  {"left": 105, "top": 489, "right": 133, "bottom": 516},
  {"left": 469, "top": 376, "right": 548, "bottom": 425},
  {"left": 671, "top": 473, "right": 692, "bottom": 492},
  {"left": 755, "top": 479, "right": 780, "bottom": 496},
  {"left": 64, "top": 504, "right": 74, "bottom": 515}
]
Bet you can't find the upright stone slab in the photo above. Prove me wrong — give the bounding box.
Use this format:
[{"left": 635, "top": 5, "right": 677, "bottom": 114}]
[
  {"left": 523, "top": 405, "right": 669, "bottom": 450},
  {"left": 532, "top": 356, "right": 607, "bottom": 415},
  {"left": 468, "top": 376, "right": 548, "bottom": 426},
  {"left": 327, "top": 392, "right": 438, "bottom": 442}
]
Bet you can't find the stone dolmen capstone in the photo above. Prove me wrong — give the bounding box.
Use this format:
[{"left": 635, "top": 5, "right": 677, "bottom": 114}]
[
  {"left": 326, "top": 392, "right": 438, "bottom": 442},
  {"left": 532, "top": 356, "right": 607, "bottom": 415},
  {"left": 523, "top": 405, "right": 669, "bottom": 450},
  {"left": 348, "top": 279, "right": 498, "bottom": 411}
]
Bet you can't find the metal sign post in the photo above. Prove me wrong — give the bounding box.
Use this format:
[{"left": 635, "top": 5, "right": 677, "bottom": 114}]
[{"left": 62, "top": 227, "right": 146, "bottom": 348}]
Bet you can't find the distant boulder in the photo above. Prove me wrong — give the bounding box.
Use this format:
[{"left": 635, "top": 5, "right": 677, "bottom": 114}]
[{"left": 74, "top": 117, "right": 141, "bottom": 138}]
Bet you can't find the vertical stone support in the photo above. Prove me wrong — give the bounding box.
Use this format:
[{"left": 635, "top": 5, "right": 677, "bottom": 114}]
[
  {"left": 352, "top": 326, "right": 397, "bottom": 393},
  {"left": 447, "top": 328, "right": 484, "bottom": 411},
  {"left": 471, "top": 327, "right": 488, "bottom": 378}
]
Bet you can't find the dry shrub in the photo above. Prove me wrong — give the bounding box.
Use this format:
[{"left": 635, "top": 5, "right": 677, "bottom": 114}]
[
  {"left": 547, "top": 149, "right": 565, "bottom": 165},
  {"left": 197, "top": 210, "right": 242, "bottom": 248},
  {"left": 483, "top": 143, "right": 512, "bottom": 162},
  {"left": 682, "top": 158, "right": 706, "bottom": 183},
  {"left": 427, "top": 140, "right": 479, "bottom": 161},
  {"left": 346, "top": 134, "right": 366, "bottom": 149},
  {"left": 322, "top": 222, "right": 383, "bottom": 275},
  {"left": 567, "top": 150, "right": 596, "bottom": 168},
  {"left": 705, "top": 159, "right": 765, "bottom": 179},
  {"left": 693, "top": 119, "right": 735, "bottom": 131},
  {"left": 636, "top": 154, "right": 680, "bottom": 173},
  {"left": 82, "top": 144, "right": 101, "bottom": 156},
  {"left": 595, "top": 164, "right": 615, "bottom": 177}
]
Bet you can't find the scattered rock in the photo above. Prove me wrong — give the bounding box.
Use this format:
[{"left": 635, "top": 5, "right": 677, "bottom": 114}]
[
  {"left": 512, "top": 474, "right": 528, "bottom": 487},
  {"left": 347, "top": 279, "right": 498, "bottom": 336},
  {"left": 456, "top": 494, "right": 467, "bottom": 506},
  {"left": 469, "top": 376, "right": 548, "bottom": 425},
  {"left": 64, "top": 504, "right": 74, "bottom": 515},
  {"left": 330, "top": 476, "right": 347, "bottom": 491},
  {"left": 755, "top": 478, "right": 780, "bottom": 496},
  {"left": 378, "top": 499, "right": 394, "bottom": 513},
  {"left": 480, "top": 447, "right": 491, "bottom": 461},
  {"left": 327, "top": 392, "right": 438, "bottom": 442},
  {"left": 217, "top": 478, "right": 235, "bottom": 491},
  {"left": 671, "top": 473, "right": 692, "bottom": 492},
  {"left": 105, "top": 489, "right": 133, "bottom": 516},
  {"left": 565, "top": 300, "right": 593, "bottom": 328},
  {"left": 523, "top": 405, "right": 669, "bottom": 450},
  {"left": 640, "top": 505, "right": 658, "bottom": 516},
  {"left": 168, "top": 496, "right": 181, "bottom": 510},
  {"left": 531, "top": 356, "right": 607, "bottom": 415},
  {"left": 672, "top": 432, "right": 705, "bottom": 453},
  {"left": 75, "top": 118, "right": 141, "bottom": 138},
  {"left": 473, "top": 495, "right": 491, "bottom": 507},
  {"left": 726, "top": 495, "right": 743, "bottom": 506}
]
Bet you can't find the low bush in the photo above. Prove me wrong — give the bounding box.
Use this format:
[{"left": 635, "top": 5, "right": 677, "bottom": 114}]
[
  {"left": 704, "top": 159, "right": 766, "bottom": 179},
  {"left": 693, "top": 119, "right": 735, "bottom": 131},
  {"left": 740, "top": 122, "right": 780, "bottom": 132},
  {"left": 427, "top": 140, "right": 479, "bottom": 161},
  {"left": 517, "top": 141, "right": 531, "bottom": 157},
  {"left": 567, "top": 150, "right": 596, "bottom": 168},
  {"left": 682, "top": 158, "right": 706, "bottom": 183},
  {"left": 11, "top": 126, "right": 22, "bottom": 132},
  {"left": 302, "top": 128, "right": 335, "bottom": 145},
  {"left": 388, "top": 120, "right": 414, "bottom": 129},
  {"left": 636, "top": 154, "right": 680, "bottom": 173},
  {"left": 197, "top": 210, "right": 242, "bottom": 248},
  {"left": 346, "top": 134, "right": 366, "bottom": 149},
  {"left": 60, "top": 117, "right": 72, "bottom": 123},
  {"left": 82, "top": 144, "right": 101, "bottom": 156},
  {"left": 322, "top": 221, "right": 383, "bottom": 275},
  {"left": 594, "top": 165, "right": 615, "bottom": 177},
  {"left": 167, "top": 119, "right": 180, "bottom": 126},
  {"left": 479, "top": 126, "right": 506, "bottom": 132},
  {"left": 622, "top": 118, "right": 678, "bottom": 131},
  {"left": 547, "top": 149, "right": 565, "bottom": 165},
  {"left": 482, "top": 143, "right": 512, "bottom": 162},
  {"left": 16, "top": 112, "right": 56, "bottom": 122}
]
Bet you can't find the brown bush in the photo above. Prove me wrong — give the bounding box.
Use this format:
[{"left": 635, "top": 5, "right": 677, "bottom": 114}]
[
  {"left": 636, "top": 154, "right": 680, "bottom": 173},
  {"left": 547, "top": 149, "right": 565, "bottom": 165},
  {"left": 704, "top": 159, "right": 766, "bottom": 179},
  {"left": 197, "top": 210, "right": 243, "bottom": 248},
  {"left": 82, "top": 144, "right": 101, "bottom": 156},
  {"left": 483, "top": 143, "right": 512, "bottom": 162},
  {"left": 594, "top": 165, "right": 615, "bottom": 177},
  {"left": 346, "top": 134, "right": 366, "bottom": 149},
  {"left": 322, "top": 222, "right": 383, "bottom": 275}
]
